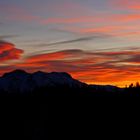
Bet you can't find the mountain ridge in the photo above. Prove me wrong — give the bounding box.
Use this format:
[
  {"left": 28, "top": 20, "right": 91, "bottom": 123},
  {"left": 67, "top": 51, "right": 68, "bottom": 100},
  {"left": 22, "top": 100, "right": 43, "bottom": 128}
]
[
  {"left": 0, "top": 69, "right": 87, "bottom": 95},
  {"left": 0, "top": 69, "right": 139, "bottom": 96}
]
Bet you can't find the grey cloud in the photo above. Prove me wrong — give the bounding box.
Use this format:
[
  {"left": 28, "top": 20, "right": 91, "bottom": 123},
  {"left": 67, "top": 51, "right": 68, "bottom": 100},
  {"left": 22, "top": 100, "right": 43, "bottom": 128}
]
[
  {"left": 35, "top": 34, "right": 108, "bottom": 47},
  {"left": 48, "top": 36, "right": 95, "bottom": 46},
  {"left": 0, "top": 35, "right": 19, "bottom": 40},
  {"left": 32, "top": 35, "right": 108, "bottom": 55}
]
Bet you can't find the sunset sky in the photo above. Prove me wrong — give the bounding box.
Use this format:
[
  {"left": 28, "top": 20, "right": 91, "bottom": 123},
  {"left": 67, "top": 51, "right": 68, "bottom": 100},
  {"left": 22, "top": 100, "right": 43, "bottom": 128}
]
[{"left": 0, "top": 0, "right": 140, "bottom": 87}]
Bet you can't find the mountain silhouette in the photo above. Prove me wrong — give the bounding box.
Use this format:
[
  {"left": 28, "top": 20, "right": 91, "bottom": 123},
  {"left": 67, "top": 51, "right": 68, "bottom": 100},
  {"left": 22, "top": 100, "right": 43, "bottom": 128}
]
[
  {"left": 0, "top": 69, "right": 139, "bottom": 96},
  {"left": 0, "top": 69, "right": 86, "bottom": 95}
]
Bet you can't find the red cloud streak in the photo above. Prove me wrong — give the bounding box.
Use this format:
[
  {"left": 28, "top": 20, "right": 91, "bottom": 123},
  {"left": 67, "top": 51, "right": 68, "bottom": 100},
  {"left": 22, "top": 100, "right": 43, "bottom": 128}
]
[
  {"left": 0, "top": 41, "right": 24, "bottom": 62},
  {"left": 1, "top": 49, "right": 137, "bottom": 87}
]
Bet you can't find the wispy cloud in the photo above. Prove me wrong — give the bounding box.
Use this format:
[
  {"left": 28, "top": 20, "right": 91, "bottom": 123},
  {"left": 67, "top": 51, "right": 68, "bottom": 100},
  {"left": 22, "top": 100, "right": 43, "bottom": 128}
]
[
  {"left": 7, "top": 48, "right": 138, "bottom": 86},
  {"left": 42, "top": 36, "right": 103, "bottom": 46},
  {"left": 111, "top": 0, "right": 140, "bottom": 10},
  {"left": 32, "top": 35, "right": 108, "bottom": 51},
  {"left": 0, "top": 35, "right": 19, "bottom": 40}
]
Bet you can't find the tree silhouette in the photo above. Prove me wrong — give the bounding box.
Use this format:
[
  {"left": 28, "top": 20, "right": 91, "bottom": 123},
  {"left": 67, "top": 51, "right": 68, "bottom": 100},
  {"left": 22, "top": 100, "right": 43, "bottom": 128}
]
[
  {"left": 129, "top": 83, "right": 134, "bottom": 88},
  {"left": 136, "top": 82, "right": 140, "bottom": 88}
]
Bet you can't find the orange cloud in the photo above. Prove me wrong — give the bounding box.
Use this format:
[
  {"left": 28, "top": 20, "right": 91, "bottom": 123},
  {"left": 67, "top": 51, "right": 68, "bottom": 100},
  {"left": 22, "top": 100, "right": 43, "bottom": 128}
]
[
  {"left": 129, "top": 5, "right": 140, "bottom": 10},
  {"left": 26, "top": 50, "right": 77, "bottom": 63},
  {"left": 0, "top": 41, "right": 24, "bottom": 62},
  {"left": 57, "top": 24, "right": 140, "bottom": 39},
  {"left": 77, "top": 25, "right": 129, "bottom": 34},
  {"left": 111, "top": 14, "right": 140, "bottom": 22},
  {"left": 111, "top": 0, "right": 140, "bottom": 10},
  {"left": 38, "top": 11, "right": 140, "bottom": 28},
  {"left": 9, "top": 49, "right": 139, "bottom": 87}
]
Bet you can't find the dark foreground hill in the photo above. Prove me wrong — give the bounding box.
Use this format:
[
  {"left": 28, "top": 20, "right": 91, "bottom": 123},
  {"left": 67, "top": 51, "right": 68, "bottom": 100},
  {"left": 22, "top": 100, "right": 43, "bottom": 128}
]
[{"left": 0, "top": 69, "right": 139, "bottom": 96}]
